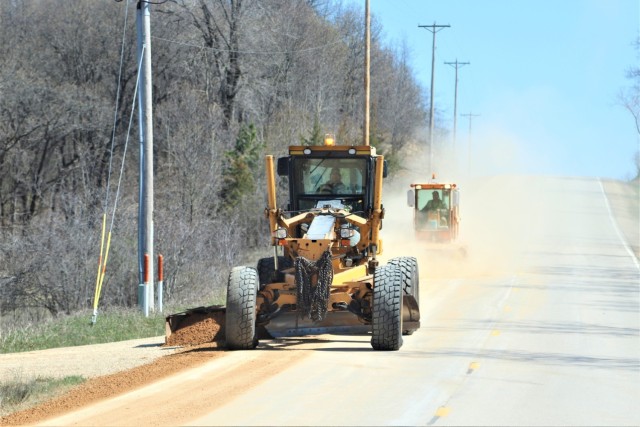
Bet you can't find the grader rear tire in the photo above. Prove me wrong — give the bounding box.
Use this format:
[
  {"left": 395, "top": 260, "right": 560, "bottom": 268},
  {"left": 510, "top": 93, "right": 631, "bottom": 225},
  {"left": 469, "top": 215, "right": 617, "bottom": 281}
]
[
  {"left": 389, "top": 256, "right": 420, "bottom": 336},
  {"left": 371, "top": 264, "right": 403, "bottom": 351},
  {"left": 389, "top": 256, "right": 419, "bottom": 304},
  {"left": 257, "top": 256, "right": 292, "bottom": 289},
  {"left": 225, "top": 266, "right": 259, "bottom": 350}
]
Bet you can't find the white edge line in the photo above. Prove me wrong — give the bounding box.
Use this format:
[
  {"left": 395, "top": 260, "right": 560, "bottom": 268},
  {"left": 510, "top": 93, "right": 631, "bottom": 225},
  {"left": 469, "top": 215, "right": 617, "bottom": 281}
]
[{"left": 598, "top": 179, "right": 640, "bottom": 270}]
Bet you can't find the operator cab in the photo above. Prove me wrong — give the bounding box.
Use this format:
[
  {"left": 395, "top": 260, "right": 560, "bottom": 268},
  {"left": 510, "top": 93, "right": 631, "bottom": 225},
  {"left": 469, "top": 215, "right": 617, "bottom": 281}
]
[
  {"left": 408, "top": 182, "right": 460, "bottom": 242},
  {"left": 277, "top": 136, "right": 386, "bottom": 218}
]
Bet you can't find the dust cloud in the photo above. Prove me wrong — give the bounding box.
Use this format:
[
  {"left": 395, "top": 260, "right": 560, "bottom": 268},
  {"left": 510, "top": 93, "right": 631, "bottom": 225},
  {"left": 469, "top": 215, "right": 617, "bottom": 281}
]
[{"left": 378, "top": 129, "right": 543, "bottom": 281}]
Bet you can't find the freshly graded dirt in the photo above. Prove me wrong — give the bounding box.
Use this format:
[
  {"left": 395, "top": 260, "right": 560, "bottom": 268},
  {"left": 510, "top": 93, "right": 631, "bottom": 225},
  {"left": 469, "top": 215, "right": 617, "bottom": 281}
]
[{"left": 164, "top": 306, "right": 226, "bottom": 347}]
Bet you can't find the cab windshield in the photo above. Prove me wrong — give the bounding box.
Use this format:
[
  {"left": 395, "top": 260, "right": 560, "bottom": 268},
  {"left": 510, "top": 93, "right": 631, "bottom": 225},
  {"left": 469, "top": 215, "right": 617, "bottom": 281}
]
[
  {"left": 416, "top": 188, "right": 450, "bottom": 211},
  {"left": 290, "top": 157, "right": 369, "bottom": 213}
]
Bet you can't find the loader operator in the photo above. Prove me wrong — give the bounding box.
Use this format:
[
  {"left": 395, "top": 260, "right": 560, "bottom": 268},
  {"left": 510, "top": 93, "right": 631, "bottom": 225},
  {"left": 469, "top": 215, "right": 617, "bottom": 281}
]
[
  {"left": 424, "top": 191, "right": 447, "bottom": 211},
  {"left": 317, "top": 168, "right": 346, "bottom": 194},
  {"left": 422, "top": 191, "right": 448, "bottom": 226}
]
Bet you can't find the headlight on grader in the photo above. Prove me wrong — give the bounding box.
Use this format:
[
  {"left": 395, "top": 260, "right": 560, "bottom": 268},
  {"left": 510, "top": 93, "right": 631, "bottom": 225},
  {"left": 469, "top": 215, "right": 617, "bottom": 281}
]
[
  {"left": 340, "top": 224, "right": 355, "bottom": 247},
  {"left": 273, "top": 227, "right": 287, "bottom": 245},
  {"left": 340, "top": 225, "right": 354, "bottom": 239}
]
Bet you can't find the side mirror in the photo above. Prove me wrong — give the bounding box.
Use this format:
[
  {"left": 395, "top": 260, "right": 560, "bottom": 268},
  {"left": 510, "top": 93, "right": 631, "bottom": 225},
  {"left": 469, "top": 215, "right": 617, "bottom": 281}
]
[
  {"left": 277, "top": 157, "right": 289, "bottom": 177},
  {"left": 383, "top": 160, "right": 388, "bottom": 178},
  {"left": 407, "top": 190, "right": 415, "bottom": 207},
  {"left": 453, "top": 190, "right": 460, "bottom": 206}
]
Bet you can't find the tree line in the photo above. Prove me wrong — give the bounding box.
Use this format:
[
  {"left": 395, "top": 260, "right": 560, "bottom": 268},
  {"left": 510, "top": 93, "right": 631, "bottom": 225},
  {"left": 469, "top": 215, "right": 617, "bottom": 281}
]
[{"left": 0, "top": 0, "right": 427, "bottom": 321}]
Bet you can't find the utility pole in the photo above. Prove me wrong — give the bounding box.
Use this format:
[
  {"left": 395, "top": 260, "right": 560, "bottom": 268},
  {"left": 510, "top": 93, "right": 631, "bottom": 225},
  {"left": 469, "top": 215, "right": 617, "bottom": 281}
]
[
  {"left": 461, "top": 112, "right": 480, "bottom": 175},
  {"left": 364, "top": 0, "right": 370, "bottom": 146},
  {"left": 137, "top": 1, "right": 154, "bottom": 316},
  {"left": 444, "top": 59, "right": 469, "bottom": 152},
  {"left": 419, "top": 22, "right": 450, "bottom": 173}
]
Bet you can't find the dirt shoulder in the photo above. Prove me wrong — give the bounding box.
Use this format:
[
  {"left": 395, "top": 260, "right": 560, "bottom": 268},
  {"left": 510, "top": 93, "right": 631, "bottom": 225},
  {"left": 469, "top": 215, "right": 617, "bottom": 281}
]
[{"left": 0, "top": 341, "right": 227, "bottom": 426}]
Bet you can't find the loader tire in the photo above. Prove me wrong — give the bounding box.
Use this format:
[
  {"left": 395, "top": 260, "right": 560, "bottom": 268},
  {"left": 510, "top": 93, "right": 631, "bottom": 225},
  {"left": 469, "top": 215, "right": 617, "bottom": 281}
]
[
  {"left": 389, "top": 256, "right": 419, "bottom": 304},
  {"left": 371, "top": 264, "right": 403, "bottom": 351},
  {"left": 226, "top": 266, "right": 259, "bottom": 350},
  {"left": 257, "top": 256, "right": 292, "bottom": 288}
]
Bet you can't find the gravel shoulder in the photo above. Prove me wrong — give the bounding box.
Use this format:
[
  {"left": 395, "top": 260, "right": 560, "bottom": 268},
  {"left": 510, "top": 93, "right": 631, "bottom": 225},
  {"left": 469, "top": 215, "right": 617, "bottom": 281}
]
[{"left": 0, "top": 336, "right": 178, "bottom": 383}]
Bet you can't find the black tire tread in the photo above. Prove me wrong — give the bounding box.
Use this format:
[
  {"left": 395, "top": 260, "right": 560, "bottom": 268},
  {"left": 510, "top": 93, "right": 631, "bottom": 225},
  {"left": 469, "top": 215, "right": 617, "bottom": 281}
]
[
  {"left": 257, "top": 256, "right": 292, "bottom": 288},
  {"left": 371, "top": 264, "right": 403, "bottom": 351},
  {"left": 388, "top": 256, "right": 419, "bottom": 303},
  {"left": 225, "top": 266, "right": 258, "bottom": 350}
]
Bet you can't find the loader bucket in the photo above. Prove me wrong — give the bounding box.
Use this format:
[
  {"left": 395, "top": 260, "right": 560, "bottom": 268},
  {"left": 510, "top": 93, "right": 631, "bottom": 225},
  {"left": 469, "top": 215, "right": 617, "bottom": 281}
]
[{"left": 165, "top": 305, "right": 226, "bottom": 347}]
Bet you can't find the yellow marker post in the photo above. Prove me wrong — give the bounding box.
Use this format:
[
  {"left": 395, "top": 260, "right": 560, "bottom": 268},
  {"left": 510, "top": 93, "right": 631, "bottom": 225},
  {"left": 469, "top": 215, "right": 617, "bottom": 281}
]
[
  {"left": 91, "top": 214, "right": 107, "bottom": 325},
  {"left": 93, "top": 231, "right": 112, "bottom": 324}
]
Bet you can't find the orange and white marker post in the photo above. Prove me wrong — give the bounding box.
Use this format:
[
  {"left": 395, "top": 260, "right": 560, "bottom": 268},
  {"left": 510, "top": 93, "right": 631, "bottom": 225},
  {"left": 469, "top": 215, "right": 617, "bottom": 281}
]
[
  {"left": 143, "top": 253, "right": 150, "bottom": 317},
  {"left": 157, "top": 254, "right": 163, "bottom": 313}
]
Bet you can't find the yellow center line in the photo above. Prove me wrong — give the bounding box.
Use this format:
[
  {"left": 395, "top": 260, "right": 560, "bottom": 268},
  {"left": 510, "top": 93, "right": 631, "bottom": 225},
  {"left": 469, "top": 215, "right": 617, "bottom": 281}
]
[{"left": 435, "top": 406, "right": 450, "bottom": 418}]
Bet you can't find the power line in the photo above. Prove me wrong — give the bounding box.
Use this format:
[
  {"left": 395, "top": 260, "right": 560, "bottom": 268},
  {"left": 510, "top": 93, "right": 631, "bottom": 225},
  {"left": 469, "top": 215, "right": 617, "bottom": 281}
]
[
  {"left": 419, "top": 22, "right": 450, "bottom": 173},
  {"left": 150, "top": 35, "right": 346, "bottom": 55}
]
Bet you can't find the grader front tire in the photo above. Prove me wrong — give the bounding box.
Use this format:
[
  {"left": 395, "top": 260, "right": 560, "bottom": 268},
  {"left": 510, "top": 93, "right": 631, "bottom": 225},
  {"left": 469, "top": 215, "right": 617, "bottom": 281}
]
[
  {"left": 371, "top": 264, "right": 403, "bottom": 351},
  {"left": 225, "top": 266, "right": 259, "bottom": 350}
]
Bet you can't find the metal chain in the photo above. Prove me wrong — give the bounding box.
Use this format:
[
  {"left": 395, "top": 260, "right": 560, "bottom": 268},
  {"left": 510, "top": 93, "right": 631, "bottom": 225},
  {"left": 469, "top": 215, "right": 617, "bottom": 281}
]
[{"left": 295, "top": 250, "right": 333, "bottom": 322}]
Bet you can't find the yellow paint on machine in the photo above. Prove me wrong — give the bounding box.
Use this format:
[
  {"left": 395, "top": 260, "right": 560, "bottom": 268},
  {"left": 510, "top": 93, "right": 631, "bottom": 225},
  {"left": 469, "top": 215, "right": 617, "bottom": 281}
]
[{"left": 332, "top": 265, "right": 368, "bottom": 286}]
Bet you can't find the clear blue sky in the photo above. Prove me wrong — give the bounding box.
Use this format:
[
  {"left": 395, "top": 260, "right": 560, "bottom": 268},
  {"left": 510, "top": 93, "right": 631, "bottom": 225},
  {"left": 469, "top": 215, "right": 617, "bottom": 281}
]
[{"left": 345, "top": 0, "right": 640, "bottom": 179}]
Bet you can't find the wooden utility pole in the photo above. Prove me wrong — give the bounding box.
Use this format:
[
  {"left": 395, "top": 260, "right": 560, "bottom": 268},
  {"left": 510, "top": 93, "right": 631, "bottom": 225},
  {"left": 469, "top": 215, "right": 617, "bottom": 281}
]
[
  {"left": 461, "top": 112, "right": 480, "bottom": 175},
  {"left": 419, "top": 22, "right": 450, "bottom": 173},
  {"left": 444, "top": 59, "right": 469, "bottom": 152},
  {"left": 364, "top": 0, "right": 370, "bottom": 146}
]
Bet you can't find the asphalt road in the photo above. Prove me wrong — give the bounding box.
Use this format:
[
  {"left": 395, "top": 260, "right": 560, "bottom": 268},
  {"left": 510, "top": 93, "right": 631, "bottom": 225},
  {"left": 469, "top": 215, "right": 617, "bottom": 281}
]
[{"left": 41, "top": 175, "right": 640, "bottom": 426}]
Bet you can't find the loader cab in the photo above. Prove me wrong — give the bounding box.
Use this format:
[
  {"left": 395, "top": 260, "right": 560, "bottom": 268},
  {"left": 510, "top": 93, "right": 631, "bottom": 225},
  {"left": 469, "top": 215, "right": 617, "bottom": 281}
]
[
  {"left": 408, "top": 183, "right": 460, "bottom": 242},
  {"left": 277, "top": 144, "right": 385, "bottom": 217}
]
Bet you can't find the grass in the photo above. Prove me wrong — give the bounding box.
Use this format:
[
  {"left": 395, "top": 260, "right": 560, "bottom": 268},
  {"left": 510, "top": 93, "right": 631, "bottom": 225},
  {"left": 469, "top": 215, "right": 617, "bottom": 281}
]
[
  {"left": 0, "top": 307, "right": 167, "bottom": 354},
  {"left": 0, "top": 374, "right": 85, "bottom": 417}
]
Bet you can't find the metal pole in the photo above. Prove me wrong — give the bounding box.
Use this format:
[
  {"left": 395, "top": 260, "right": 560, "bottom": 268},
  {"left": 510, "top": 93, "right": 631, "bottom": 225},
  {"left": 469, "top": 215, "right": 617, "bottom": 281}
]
[
  {"left": 137, "top": 0, "right": 154, "bottom": 314},
  {"left": 364, "top": 0, "right": 370, "bottom": 146},
  {"left": 136, "top": 4, "right": 145, "bottom": 309}
]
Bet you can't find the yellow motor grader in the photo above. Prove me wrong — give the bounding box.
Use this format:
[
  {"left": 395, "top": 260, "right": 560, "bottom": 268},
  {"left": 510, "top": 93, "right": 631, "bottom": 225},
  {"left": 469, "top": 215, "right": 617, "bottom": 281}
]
[{"left": 225, "top": 136, "right": 420, "bottom": 351}]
